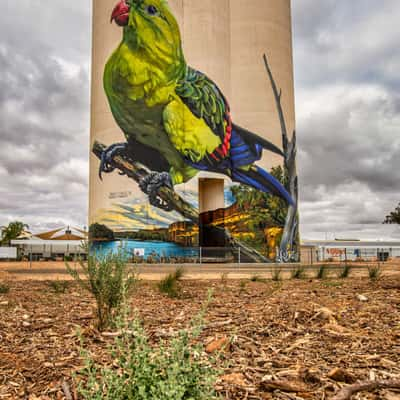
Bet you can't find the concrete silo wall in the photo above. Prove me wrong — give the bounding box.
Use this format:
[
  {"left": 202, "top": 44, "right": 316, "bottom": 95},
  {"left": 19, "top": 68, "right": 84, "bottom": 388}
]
[{"left": 89, "top": 0, "right": 298, "bottom": 262}]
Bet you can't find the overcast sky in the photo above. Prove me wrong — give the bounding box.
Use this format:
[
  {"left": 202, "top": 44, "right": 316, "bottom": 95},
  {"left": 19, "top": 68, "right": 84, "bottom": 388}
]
[{"left": 0, "top": 0, "right": 399, "bottom": 239}]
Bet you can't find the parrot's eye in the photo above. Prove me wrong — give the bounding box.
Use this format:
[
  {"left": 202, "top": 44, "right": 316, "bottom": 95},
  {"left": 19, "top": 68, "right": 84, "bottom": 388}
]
[{"left": 146, "top": 5, "right": 158, "bottom": 16}]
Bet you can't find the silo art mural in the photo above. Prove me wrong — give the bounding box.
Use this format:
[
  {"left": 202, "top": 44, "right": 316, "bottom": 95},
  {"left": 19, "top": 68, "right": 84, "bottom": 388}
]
[{"left": 89, "top": 0, "right": 299, "bottom": 263}]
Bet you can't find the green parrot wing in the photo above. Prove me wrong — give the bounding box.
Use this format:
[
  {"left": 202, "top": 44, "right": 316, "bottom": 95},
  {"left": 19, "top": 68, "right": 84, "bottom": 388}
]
[{"left": 175, "top": 67, "right": 230, "bottom": 143}]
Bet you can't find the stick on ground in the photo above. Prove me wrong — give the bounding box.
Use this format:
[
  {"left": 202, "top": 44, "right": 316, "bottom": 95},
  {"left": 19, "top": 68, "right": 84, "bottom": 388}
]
[{"left": 331, "top": 379, "right": 400, "bottom": 400}]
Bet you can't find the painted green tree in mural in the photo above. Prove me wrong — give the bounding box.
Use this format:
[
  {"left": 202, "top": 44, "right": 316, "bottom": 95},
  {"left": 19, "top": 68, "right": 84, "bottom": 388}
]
[
  {"left": 89, "top": 223, "right": 115, "bottom": 241},
  {"left": 231, "top": 166, "right": 288, "bottom": 228},
  {"left": 230, "top": 166, "right": 289, "bottom": 252}
]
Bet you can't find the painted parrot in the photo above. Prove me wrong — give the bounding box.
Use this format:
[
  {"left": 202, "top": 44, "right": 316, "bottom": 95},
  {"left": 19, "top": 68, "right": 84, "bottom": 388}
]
[{"left": 99, "top": 0, "right": 294, "bottom": 211}]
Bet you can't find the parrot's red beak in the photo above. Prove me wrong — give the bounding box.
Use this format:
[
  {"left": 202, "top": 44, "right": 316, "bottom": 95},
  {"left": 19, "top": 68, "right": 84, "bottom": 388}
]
[{"left": 111, "top": 0, "right": 130, "bottom": 27}]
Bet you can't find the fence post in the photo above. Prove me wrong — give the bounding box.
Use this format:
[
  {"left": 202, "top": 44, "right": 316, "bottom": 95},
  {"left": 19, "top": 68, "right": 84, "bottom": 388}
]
[
  {"left": 199, "top": 247, "right": 202, "bottom": 265},
  {"left": 238, "top": 247, "right": 241, "bottom": 265}
]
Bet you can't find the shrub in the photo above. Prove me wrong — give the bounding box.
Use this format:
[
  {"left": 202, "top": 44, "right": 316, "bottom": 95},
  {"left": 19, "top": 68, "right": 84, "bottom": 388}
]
[
  {"left": 316, "top": 265, "right": 328, "bottom": 280},
  {"left": 75, "top": 292, "right": 220, "bottom": 400},
  {"left": 158, "top": 267, "right": 185, "bottom": 298},
  {"left": 338, "top": 264, "right": 352, "bottom": 279},
  {"left": 47, "top": 280, "right": 70, "bottom": 294},
  {"left": 64, "top": 255, "right": 74, "bottom": 262},
  {"left": 271, "top": 267, "right": 282, "bottom": 281},
  {"left": 368, "top": 265, "right": 382, "bottom": 281},
  {"left": 291, "top": 266, "right": 305, "bottom": 279},
  {"left": 0, "top": 283, "right": 10, "bottom": 294},
  {"left": 66, "top": 251, "right": 137, "bottom": 331}
]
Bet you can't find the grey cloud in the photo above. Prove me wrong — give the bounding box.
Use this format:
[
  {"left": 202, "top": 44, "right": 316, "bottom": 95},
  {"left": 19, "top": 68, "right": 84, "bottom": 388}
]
[
  {"left": 293, "top": 0, "right": 400, "bottom": 238},
  {"left": 0, "top": 0, "right": 91, "bottom": 229},
  {"left": 293, "top": 0, "right": 400, "bottom": 91}
]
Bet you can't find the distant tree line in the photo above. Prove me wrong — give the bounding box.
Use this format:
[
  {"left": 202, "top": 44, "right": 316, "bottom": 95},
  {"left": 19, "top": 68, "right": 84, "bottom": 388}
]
[
  {"left": 89, "top": 223, "right": 115, "bottom": 241},
  {"left": 116, "top": 229, "right": 169, "bottom": 242}
]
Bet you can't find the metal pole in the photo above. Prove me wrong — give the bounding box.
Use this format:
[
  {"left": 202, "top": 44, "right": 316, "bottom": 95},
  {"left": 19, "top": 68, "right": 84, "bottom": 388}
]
[
  {"left": 238, "top": 247, "right": 241, "bottom": 265},
  {"left": 199, "top": 247, "right": 202, "bottom": 265},
  {"left": 30, "top": 245, "right": 32, "bottom": 269}
]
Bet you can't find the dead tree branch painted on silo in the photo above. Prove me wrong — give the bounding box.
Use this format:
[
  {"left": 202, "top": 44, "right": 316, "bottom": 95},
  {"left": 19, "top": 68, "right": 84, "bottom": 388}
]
[
  {"left": 92, "top": 142, "right": 199, "bottom": 223},
  {"left": 263, "top": 54, "right": 300, "bottom": 262}
]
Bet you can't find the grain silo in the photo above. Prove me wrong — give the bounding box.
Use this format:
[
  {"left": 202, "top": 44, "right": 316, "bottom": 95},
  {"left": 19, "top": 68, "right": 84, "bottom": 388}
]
[{"left": 89, "top": 0, "right": 298, "bottom": 262}]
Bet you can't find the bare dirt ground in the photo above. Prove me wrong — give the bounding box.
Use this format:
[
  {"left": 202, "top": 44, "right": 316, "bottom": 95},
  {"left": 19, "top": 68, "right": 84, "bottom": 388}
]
[
  {"left": 0, "top": 270, "right": 399, "bottom": 400},
  {"left": 1, "top": 261, "right": 399, "bottom": 281}
]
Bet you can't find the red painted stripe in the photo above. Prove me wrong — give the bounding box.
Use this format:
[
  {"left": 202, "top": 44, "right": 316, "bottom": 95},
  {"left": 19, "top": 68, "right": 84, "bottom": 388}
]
[{"left": 210, "top": 153, "right": 219, "bottom": 161}]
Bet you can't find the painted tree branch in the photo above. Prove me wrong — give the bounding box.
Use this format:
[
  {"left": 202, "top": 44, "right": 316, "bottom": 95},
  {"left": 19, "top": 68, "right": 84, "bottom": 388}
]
[
  {"left": 331, "top": 379, "right": 400, "bottom": 400},
  {"left": 263, "top": 54, "right": 299, "bottom": 262},
  {"left": 92, "top": 141, "right": 268, "bottom": 263},
  {"left": 92, "top": 141, "right": 199, "bottom": 223}
]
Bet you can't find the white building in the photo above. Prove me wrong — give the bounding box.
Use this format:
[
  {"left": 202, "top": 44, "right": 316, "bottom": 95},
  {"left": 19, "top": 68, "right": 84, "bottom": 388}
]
[
  {"left": 302, "top": 239, "right": 400, "bottom": 263},
  {"left": 11, "top": 226, "right": 87, "bottom": 260}
]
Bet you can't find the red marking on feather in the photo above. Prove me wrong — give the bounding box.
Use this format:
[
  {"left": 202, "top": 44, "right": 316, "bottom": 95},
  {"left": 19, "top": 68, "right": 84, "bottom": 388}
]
[
  {"left": 222, "top": 108, "right": 233, "bottom": 156},
  {"left": 210, "top": 153, "right": 219, "bottom": 161},
  {"left": 216, "top": 147, "right": 225, "bottom": 157},
  {"left": 208, "top": 101, "right": 232, "bottom": 162}
]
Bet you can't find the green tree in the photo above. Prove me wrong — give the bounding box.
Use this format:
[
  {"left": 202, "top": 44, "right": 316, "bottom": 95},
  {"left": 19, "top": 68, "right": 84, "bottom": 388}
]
[
  {"left": 0, "top": 221, "right": 28, "bottom": 246},
  {"left": 230, "top": 165, "right": 288, "bottom": 228},
  {"left": 89, "top": 223, "right": 115, "bottom": 241},
  {"left": 384, "top": 203, "right": 400, "bottom": 224}
]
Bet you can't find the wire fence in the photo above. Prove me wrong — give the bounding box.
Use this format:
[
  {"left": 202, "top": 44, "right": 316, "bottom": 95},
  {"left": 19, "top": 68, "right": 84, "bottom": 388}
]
[
  {"left": 301, "top": 246, "right": 400, "bottom": 265},
  {"left": 4, "top": 242, "right": 400, "bottom": 266}
]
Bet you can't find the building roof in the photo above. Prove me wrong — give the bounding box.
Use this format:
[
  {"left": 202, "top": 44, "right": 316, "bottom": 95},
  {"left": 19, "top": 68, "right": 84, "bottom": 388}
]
[
  {"left": 16, "top": 230, "right": 33, "bottom": 239},
  {"left": 302, "top": 239, "right": 400, "bottom": 248},
  {"left": 11, "top": 239, "right": 86, "bottom": 246},
  {"left": 34, "top": 226, "right": 87, "bottom": 241}
]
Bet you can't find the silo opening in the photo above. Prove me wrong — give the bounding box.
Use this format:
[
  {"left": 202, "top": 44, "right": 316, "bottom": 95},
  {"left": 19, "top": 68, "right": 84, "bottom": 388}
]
[{"left": 198, "top": 178, "right": 226, "bottom": 250}]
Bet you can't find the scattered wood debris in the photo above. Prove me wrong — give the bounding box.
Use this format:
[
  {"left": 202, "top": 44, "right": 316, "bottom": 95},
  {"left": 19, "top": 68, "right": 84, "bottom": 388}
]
[
  {"left": 0, "top": 276, "right": 399, "bottom": 399},
  {"left": 331, "top": 379, "right": 400, "bottom": 400}
]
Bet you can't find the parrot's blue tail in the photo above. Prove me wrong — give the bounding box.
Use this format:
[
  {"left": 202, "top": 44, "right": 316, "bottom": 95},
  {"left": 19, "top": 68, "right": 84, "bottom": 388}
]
[
  {"left": 184, "top": 124, "right": 294, "bottom": 205},
  {"left": 229, "top": 126, "right": 294, "bottom": 206},
  {"left": 231, "top": 165, "right": 294, "bottom": 206}
]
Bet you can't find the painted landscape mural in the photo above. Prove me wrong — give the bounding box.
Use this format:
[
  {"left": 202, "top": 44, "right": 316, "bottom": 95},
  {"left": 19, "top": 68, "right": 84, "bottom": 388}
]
[{"left": 90, "top": 0, "right": 299, "bottom": 263}]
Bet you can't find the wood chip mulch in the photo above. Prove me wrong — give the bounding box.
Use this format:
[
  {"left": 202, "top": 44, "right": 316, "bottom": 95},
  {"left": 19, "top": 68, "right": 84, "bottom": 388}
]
[{"left": 0, "top": 276, "right": 399, "bottom": 399}]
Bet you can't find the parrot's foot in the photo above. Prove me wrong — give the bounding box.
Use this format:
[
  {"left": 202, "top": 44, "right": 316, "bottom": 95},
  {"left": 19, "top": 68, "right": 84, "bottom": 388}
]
[
  {"left": 99, "top": 142, "right": 129, "bottom": 180},
  {"left": 139, "top": 172, "right": 173, "bottom": 212}
]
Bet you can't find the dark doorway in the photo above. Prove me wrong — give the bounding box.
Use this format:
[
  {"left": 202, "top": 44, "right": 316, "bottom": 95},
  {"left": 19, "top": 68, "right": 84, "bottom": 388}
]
[{"left": 198, "top": 178, "right": 226, "bottom": 249}]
